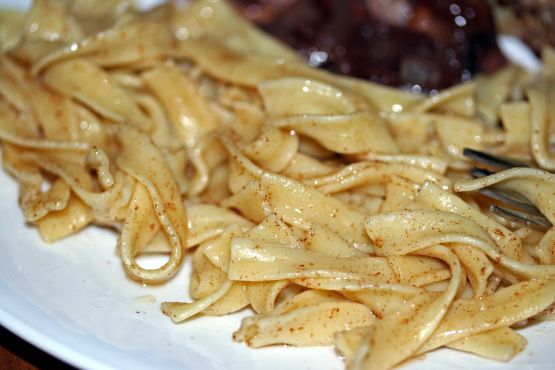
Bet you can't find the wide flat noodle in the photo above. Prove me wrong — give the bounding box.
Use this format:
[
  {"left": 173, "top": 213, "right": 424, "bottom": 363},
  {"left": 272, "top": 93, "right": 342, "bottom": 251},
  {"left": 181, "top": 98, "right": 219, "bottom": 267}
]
[
  {"left": 348, "top": 246, "right": 462, "bottom": 370},
  {"left": 270, "top": 112, "right": 398, "bottom": 154},
  {"left": 446, "top": 327, "right": 527, "bottom": 362},
  {"left": 1, "top": 2, "right": 555, "bottom": 370},
  {"left": 43, "top": 58, "right": 150, "bottom": 130},
  {"left": 116, "top": 125, "right": 187, "bottom": 283},
  {"left": 234, "top": 289, "right": 375, "bottom": 347}
]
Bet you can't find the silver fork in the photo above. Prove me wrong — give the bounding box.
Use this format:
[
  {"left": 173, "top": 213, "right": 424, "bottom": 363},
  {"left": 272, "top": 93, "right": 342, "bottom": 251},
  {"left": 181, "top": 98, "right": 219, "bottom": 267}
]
[{"left": 463, "top": 148, "right": 552, "bottom": 231}]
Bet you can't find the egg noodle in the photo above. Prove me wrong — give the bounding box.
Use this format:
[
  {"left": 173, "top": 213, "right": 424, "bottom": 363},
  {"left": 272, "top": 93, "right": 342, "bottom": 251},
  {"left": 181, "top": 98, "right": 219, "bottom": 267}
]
[{"left": 2, "top": 0, "right": 555, "bottom": 369}]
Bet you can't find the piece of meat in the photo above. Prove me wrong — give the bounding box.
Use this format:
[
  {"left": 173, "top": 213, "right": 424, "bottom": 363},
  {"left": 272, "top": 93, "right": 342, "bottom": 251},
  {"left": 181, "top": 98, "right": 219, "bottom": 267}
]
[{"left": 232, "top": 0, "right": 507, "bottom": 91}]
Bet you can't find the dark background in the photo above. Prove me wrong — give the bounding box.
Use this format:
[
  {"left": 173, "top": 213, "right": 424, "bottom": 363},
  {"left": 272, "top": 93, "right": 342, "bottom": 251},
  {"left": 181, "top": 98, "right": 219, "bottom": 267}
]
[{"left": 0, "top": 325, "right": 74, "bottom": 370}]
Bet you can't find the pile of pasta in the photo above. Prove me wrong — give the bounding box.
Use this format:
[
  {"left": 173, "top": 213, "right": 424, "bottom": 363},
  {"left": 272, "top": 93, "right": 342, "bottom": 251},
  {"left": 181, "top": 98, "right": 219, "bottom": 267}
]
[{"left": 2, "top": 0, "right": 555, "bottom": 369}]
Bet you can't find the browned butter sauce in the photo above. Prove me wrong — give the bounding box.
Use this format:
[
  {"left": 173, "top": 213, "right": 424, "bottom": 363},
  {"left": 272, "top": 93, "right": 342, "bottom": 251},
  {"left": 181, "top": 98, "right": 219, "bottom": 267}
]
[{"left": 231, "top": 0, "right": 506, "bottom": 91}]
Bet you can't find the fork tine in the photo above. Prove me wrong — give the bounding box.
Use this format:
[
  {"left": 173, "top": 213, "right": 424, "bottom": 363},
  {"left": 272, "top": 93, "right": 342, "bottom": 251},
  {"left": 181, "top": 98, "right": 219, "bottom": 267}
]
[
  {"left": 463, "top": 148, "right": 529, "bottom": 170},
  {"left": 463, "top": 148, "right": 552, "bottom": 229},
  {"left": 490, "top": 205, "right": 552, "bottom": 231},
  {"left": 470, "top": 167, "right": 495, "bottom": 178},
  {"left": 478, "top": 188, "right": 542, "bottom": 214}
]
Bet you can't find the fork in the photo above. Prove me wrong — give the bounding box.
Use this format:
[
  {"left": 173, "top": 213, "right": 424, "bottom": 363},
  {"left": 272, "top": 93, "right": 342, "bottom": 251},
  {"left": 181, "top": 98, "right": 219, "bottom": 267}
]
[{"left": 462, "top": 148, "right": 552, "bottom": 231}]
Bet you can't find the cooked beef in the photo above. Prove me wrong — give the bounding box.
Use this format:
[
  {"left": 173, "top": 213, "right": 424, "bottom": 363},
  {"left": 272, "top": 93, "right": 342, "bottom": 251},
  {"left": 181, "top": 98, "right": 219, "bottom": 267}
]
[{"left": 232, "top": 0, "right": 507, "bottom": 91}]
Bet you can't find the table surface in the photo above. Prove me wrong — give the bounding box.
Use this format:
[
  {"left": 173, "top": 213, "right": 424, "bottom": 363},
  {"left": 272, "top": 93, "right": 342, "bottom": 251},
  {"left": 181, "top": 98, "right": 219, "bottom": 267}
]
[{"left": 0, "top": 325, "right": 74, "bottom": 370}]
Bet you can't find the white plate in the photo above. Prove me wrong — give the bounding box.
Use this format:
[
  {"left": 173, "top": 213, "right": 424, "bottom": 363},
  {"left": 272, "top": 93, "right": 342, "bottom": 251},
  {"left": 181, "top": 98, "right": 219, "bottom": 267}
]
[{"left": 1, "top": 1, "right": 554, "bottom": 369}]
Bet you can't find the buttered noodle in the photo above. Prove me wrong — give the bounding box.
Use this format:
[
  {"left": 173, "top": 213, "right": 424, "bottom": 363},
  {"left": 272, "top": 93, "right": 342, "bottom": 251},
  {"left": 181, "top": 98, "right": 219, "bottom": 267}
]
[{"left": 1, "top": 0, "right": 555, "bottom": 369}]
